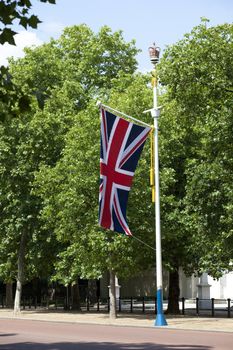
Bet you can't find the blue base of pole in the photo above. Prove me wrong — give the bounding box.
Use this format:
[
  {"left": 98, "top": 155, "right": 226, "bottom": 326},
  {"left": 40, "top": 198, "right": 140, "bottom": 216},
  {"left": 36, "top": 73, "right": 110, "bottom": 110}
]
[
  {"left": 155, "top": 313, "right": 168, "bottom": 326},
  {"left": 154, "top": 288, "right": 168, "bottom": 326}
]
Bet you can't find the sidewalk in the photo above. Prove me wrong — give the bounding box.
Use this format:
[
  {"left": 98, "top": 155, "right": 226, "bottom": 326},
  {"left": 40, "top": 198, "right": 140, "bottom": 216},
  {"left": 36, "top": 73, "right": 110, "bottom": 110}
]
[{"left": 0, "top": 309, "right": 232, "bottom": 332}]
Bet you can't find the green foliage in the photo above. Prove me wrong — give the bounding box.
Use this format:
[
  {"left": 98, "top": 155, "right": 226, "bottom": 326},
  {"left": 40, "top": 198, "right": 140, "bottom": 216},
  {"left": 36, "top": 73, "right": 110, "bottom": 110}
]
[
  {"left": 158, "top": 21, "right": 233, "bottom": 277},
  {"left": 10, "top": 24, "right": 139, "bottom": 111},
  {"left": 0, "top": 108, "right": 66, "bottom": 281},
  {"left": 0, "top": 24, "right": 141, "bottom": 285},
  {"left": 0, "top": 0, "right": 56, "bottom": 124},
  {"left": 159, "top": 22, "right": 233, "bottom": 114},
  {"left": 34, "top": 90, "right": 154, "bottom": 284},
  {"left": 0, "top": 65, "right": 31, "bottom": 122},
  {"left": 0, "top": 0, "right": 56, "bottom": 45}
]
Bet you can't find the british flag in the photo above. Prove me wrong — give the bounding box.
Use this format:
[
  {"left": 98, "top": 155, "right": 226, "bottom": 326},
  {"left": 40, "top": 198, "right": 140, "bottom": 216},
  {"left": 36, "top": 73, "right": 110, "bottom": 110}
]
[{"left": 99, "top": 108, "right": 151, "bottom": 236}]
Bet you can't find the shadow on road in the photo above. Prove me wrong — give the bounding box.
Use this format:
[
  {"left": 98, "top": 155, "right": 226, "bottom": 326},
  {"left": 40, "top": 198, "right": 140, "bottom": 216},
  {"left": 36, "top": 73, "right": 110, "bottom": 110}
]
[
  {"left": 0, "top": 342, "right": 212, "bottom": 350},
  {"left": 0, "top": 334, "right": 17, "bottom": 337}
]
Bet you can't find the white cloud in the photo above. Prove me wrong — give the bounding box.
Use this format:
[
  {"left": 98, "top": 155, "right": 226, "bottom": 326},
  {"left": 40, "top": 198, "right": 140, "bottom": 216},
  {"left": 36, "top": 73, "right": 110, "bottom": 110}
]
[{"left": 0, "top": 31, "right": 43, "bottom": 66}]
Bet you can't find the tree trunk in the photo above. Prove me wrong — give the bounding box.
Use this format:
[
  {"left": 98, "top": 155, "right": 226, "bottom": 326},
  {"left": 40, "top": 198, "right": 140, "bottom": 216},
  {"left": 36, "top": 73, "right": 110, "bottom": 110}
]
[
  {"left": 109, "top": 269, "right": 117, "bottom": 319},
  {"left": 71, "top": 281, "right": 81, "bottom": 310},
  {"left": 14, "top": 231, "right": 27, "bottom": 315},
  {"left": 6, "top": 282, "right": 13, "bottom": 308},
  {"left": 167, "top": 267, "right": 180, "bottom": 314}
]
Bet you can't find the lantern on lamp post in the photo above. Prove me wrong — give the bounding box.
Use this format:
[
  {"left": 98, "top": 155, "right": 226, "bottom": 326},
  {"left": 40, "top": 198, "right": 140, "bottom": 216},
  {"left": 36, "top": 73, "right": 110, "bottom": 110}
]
[{"left": 148, "top": 43, "right": 160, "bottom": 66}]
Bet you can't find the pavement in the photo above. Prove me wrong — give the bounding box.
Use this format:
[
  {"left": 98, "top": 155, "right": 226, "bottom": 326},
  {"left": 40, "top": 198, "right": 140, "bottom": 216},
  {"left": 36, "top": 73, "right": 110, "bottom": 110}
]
[{"left": 0, "top": 309, "right": 232, "bottom": 333}]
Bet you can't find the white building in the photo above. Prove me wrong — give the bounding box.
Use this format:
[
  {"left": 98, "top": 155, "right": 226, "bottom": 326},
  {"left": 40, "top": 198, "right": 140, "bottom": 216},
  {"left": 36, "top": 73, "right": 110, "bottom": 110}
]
[
  {"left": 100, "top": 269, "right": 233, "bottom": 300},
  {"left": 180, "top": 269, "right": 233, "bottom": 300}
]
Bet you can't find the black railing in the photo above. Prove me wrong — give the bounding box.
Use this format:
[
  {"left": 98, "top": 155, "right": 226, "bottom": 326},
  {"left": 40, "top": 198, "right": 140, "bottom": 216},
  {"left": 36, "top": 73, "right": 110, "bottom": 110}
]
[
  {"left": 0, "top": 295, "right": 232, "bottom": 318},
  {"left": 181, "top": 297, "right": 232, "bottom": 318}
]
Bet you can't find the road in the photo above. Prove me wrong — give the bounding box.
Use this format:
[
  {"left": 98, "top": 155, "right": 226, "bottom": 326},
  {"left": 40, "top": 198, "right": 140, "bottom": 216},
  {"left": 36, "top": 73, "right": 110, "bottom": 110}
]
[{"left": 0, "top": 318, "right": 232, "bottom": 350}]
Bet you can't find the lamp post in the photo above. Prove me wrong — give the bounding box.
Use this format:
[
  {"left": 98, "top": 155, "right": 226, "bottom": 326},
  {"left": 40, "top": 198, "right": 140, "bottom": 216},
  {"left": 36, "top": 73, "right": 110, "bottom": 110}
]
[{"left": 148, "top": 43, "right": 167, "bottom": 326}]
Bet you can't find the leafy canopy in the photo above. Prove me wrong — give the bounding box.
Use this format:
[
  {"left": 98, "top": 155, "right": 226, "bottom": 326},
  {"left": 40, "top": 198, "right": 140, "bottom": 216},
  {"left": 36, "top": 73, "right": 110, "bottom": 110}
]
[
  {"left": 0, "top": 0, "right": 56, "bottom": 45},
  {"left": 158, "top": 20, "right": 233, "bottom": 277}
]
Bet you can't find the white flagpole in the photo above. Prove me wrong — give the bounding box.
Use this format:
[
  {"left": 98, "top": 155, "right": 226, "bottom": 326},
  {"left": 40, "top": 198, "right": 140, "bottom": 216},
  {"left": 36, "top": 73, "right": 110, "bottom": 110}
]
[
  {"left": 96, "top": 101, "right": 151, "bottom": 128},
  {"left": 148, "top": 43, "right": 167, "bottom": 326}
]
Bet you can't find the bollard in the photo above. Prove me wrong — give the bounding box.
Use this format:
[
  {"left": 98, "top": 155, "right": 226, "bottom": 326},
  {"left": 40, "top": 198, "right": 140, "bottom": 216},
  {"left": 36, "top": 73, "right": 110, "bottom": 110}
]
[
  {"left": 211, "top": 298, "right": 215, "bottom": 317},
  {"left": 227, "top": 299, "right": 231, "bottom": 318},
  {"left": 107, "top": 297, "right": 110, "bottom": 312},
  {"left": 118, "top": 297, "right": 121, "bottom": 312},
  {"left": 182, "top": 297, "right": 185, "bottom": 315},
  {"left": 196, "top": 297, "right": 199, "bottom": 315}
]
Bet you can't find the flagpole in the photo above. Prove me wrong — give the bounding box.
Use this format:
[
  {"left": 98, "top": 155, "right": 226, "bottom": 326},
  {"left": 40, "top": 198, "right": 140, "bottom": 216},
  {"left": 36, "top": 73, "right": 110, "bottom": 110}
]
[
  {"left": 148, "top": 43, "right": 167, "bottom": 326},
  {"left": 96, "top": 101, "right": 151, "bottom": 128}
]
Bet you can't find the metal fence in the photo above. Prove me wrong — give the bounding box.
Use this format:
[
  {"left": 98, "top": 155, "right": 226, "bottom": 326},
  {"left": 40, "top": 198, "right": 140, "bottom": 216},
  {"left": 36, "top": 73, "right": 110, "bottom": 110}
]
[{"left": 0, "top": 296, "right": 232, "bottom": 318}]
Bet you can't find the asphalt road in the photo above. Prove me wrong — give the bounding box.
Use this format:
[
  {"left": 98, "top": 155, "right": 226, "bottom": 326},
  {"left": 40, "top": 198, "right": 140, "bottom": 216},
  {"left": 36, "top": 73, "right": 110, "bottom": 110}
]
[{"left": 0, "top": 318, "right": 232, "bottom": 350}]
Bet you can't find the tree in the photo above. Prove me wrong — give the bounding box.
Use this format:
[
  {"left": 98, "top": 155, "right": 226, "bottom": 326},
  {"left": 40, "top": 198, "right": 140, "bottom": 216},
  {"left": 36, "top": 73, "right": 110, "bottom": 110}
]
[
  {"left": 0, "top": 0, "right": 56, "bottom": 45},
  {"left": 33, "top": 75, "right": 157, "bottom": 318},
  {"left": 11, "top": 24, "right": 139, "bottom": 109},
  {"left": 0, "top": 0, "right": 56, "bottom": 123},
  {"left": 0, "top": 108, "right": 68, "bottom": 313},
  {"left": 0, "top": 24, "right": 140, "bottom": 313},
  {"left": 157, "top": 20, "right": 233, "bottom": 312}
]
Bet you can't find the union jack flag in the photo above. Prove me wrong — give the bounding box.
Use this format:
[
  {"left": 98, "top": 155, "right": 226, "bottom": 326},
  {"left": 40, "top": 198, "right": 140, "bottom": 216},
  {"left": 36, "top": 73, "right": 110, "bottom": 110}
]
[{"left": 99, "top": 108, "right": 151, "bottom": 236}]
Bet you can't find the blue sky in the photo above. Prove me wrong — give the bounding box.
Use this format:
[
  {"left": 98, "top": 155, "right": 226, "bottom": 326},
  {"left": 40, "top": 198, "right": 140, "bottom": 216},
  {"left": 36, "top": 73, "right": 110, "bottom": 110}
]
[{"left": 1, "top": 0, "right": 233, "bottom": 69}]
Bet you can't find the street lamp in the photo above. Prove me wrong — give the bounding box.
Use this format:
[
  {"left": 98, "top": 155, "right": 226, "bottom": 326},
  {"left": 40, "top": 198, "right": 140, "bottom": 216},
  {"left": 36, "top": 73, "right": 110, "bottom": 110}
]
[{"left": 148, "top": 43, "right": 167, "bottom": 326}]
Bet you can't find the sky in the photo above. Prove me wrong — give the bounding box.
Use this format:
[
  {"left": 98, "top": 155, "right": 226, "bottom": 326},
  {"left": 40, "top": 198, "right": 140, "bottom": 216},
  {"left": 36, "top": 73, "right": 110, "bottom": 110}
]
[{"left": 0, "top": 0, "right": 233, "bottom": 70}]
